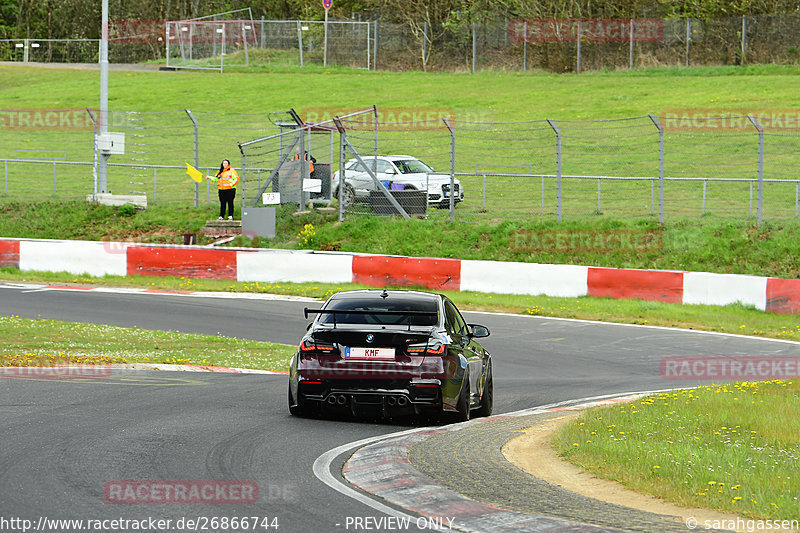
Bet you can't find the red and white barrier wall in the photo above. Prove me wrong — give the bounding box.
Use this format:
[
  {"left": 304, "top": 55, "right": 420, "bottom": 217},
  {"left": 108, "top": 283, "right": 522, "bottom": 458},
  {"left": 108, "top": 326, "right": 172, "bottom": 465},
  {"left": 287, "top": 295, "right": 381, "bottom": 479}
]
[{"left": 1, "top": 238, "right": 798, "bottom": 315}]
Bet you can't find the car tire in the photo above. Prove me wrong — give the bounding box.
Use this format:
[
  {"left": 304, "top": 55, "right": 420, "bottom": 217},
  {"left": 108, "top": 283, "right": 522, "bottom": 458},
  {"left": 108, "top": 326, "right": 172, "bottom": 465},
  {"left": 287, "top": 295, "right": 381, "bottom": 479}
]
[
  {"left": 288, "top": 385, "right": 308, "bottom": 417},
  {"left": 451, "top": 372, "right": 471, "bottom": 423},
  {"left": 335, "top": 184, "right": 355, "bottom": 208},
  {"left": 475, "top": 367, "right": 493, "bottom": 418}
]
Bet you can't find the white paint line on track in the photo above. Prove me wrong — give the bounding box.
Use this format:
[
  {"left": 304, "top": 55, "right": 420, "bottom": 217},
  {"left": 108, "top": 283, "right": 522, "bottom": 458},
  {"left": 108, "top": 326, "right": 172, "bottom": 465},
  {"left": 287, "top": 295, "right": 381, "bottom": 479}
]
[
  {"left": 312, "top": 389, "right": 672, "bottom": 530},
  {"left": 312, "top": 429, "right": 430, "bottom": 528},
  {"left": 463, "top": 308, "right": 800, "bottom": 346}
]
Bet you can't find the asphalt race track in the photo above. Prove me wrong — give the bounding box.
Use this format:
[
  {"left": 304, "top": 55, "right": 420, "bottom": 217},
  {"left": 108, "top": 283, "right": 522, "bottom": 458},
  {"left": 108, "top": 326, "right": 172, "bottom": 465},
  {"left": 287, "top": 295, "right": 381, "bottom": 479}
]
[{"left": 2, "top": 282, "right": 800, "bottom": 533}]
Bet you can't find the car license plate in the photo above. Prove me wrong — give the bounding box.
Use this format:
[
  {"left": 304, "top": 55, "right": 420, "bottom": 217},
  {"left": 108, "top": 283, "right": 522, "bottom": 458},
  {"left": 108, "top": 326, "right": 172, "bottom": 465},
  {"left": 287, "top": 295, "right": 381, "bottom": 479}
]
[{"left": 345, "top": 347, "right": 395, "bottom": 360}]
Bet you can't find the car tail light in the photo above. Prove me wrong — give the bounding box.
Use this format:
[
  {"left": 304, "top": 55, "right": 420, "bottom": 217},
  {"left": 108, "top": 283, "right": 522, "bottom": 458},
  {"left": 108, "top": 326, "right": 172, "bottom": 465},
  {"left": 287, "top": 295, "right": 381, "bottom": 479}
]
[
  {"left": 407, "top": 341, "right": 444, "bottom": 355},
  {"left": 299, "top": 338, "right": 338, "bottom": 355}
]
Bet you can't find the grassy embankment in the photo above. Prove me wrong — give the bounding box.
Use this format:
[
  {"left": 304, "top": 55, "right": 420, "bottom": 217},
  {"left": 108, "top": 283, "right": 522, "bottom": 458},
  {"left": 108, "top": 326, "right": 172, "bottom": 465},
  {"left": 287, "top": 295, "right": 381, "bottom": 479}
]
[
  {"left": 555, "top": 380, "right": 800, "bottom": 521},
  {"left": 3, "top": 63, "right": 800, "bottom": 217},
  {"left": 1, "top": 199, "right": 800, "bottom": 344}
]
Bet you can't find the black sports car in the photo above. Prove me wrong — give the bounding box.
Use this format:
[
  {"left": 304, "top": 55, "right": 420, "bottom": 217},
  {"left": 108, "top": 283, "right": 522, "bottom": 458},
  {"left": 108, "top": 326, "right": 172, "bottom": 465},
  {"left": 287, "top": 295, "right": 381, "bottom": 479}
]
[{"left": 288, "top": 289, "right": 493, "bottom": 421}]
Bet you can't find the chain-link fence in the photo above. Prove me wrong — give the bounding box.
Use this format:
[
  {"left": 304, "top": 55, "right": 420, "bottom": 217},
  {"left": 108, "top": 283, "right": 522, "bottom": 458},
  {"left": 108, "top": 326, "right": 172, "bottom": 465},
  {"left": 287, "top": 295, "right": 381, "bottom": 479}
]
[
  {"left": 378, "top": 14, "right": 800, "bottom": 72},
  {"left": 3, "top": 108, "right": 800, "bottom": 223},
  {"left": 4, "top": 13, "right": 800, "bottom": 71},
  {"left": 0, "top": 108, "right": 294, "bottom": 204}
]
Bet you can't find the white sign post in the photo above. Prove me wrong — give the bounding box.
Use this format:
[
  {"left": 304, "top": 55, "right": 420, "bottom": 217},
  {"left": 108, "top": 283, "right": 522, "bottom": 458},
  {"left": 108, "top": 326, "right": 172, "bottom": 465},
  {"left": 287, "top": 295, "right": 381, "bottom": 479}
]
[{"left": 323, "top": 0, "right": 332, "bottom": 67}]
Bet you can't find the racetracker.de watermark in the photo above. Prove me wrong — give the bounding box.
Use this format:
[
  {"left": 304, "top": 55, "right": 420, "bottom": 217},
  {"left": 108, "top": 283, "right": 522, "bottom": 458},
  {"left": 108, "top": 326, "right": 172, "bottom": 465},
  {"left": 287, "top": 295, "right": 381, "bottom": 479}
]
[
  {"left": 0, "top": 364, "right": 112, "bottom": 380},
  {"left": 661, "top": 109, "right": 800, "bottom": 132},
  {"left": 104, "top": 481, "right": 259, "bottom": 504},
  {"left": 509, "top": 229, "right": 664, "bottom": 254},
  {"left": 302, "top": 107, "right": 460, "bottom": 131},
  {"left": 661, "top": 357, "right": 800, "bottom": 380},
  {"left": 509, "top": 18, "right": 664, "bottom": 42},
  {"left": 0, "top": 109, "right": 94, "bottom": 132}
]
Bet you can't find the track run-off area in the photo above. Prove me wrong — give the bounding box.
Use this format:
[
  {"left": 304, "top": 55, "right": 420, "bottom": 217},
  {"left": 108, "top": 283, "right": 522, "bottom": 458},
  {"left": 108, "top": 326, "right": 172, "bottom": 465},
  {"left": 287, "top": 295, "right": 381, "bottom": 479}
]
[{"left": 2, "top": 282, "right": 800, "bottom": 532}]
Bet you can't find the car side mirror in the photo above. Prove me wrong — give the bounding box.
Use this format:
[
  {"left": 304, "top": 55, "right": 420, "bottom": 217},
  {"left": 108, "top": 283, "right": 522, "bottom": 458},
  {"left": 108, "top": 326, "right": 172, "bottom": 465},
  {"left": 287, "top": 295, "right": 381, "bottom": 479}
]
[
  {"left": 384, "top": 168, "right": 397, "bottom": 175},
  {"left": 469, "top": 324, "right": 490, "bottom": 338},
  {"left": 306, "top": 323, "right": 313, "bottom": 331}
]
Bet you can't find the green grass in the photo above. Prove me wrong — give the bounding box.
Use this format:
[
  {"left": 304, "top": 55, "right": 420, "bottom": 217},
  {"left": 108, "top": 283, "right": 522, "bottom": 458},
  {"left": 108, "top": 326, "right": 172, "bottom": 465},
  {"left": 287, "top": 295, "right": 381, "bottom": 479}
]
[
  {"left": 2, "top": 201, "right": 799, "bottom": 279},
  {"left": 0, "top": 315, "right": 294, "bottom": 372},
  {"left": 554, "top": 380, "right": 800, "bottom": 520},
  {"left": 3, "top": 63, "right": 800, "bottom": 118},
  {"left": 3, "top": 62, "right": 800, "bottom": 219}
]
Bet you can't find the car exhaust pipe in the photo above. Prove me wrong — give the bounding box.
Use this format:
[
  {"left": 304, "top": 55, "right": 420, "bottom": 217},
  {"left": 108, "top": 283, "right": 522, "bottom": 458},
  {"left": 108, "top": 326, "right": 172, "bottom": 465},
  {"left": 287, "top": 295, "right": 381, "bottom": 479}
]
[
  {"left": 386, "top": 396, "right": 397, "bottom": 406},
  {"left": 336, "top": 394, "right": 348, "bottom": 405},
  {"left": 326, "top": 395, "right": 337, "bottom": 405},
  {"left": 396, "top": 396, "right": 409, "bottom": 407}
]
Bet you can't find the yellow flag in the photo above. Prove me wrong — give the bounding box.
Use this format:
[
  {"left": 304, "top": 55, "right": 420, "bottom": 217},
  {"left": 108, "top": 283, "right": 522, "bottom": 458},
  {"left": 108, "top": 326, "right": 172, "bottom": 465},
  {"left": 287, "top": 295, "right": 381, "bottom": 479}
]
[{"left": 186, "top": 163, "right": 204, "bottom": 183}]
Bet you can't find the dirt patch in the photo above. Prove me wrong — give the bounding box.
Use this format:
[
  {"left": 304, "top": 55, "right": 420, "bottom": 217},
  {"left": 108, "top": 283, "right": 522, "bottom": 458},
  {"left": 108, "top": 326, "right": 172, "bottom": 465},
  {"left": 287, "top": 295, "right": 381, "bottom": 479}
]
[{"left": 503, "top": 412, "right": 753, "bottom": 533}]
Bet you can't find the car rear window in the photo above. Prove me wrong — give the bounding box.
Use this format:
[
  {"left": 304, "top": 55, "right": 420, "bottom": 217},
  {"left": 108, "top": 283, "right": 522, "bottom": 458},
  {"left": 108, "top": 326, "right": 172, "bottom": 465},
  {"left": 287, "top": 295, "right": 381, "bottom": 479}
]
[{"left": 319, "top": 297, "right": 439, "bottom": 326}]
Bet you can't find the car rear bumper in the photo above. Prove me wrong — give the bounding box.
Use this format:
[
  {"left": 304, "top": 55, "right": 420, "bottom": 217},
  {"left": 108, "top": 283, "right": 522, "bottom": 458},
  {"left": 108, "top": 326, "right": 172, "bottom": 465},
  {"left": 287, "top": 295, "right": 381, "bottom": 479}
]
[{"left": 298, "top": 379, "right": 442, "bottom": 414}]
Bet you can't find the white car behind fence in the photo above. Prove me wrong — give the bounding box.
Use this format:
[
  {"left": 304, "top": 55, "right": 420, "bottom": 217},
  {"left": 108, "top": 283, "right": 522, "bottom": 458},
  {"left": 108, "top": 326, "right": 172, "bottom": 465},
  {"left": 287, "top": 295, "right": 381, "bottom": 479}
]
[{"left": 331, "top": 155, "right": 464, "bottom": 209}]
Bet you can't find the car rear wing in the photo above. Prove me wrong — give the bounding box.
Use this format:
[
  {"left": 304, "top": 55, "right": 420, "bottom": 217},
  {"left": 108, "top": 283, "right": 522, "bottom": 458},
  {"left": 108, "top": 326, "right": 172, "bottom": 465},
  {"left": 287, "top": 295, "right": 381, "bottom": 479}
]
[{"left": 303, "top": 308, "right": 439, "bottom": 329}]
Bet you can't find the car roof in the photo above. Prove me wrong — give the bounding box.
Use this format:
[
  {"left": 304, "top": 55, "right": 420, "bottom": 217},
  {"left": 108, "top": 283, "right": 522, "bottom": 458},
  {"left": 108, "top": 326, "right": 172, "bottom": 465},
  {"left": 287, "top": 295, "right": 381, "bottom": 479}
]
[{"left": 347, "top": 155, "right": 419, "bottom": 161}]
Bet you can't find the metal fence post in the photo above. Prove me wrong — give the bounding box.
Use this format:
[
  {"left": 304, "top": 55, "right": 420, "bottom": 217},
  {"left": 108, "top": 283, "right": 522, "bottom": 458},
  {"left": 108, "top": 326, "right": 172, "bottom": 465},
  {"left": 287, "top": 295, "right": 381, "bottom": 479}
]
[
  {"left": 298, "top": 132, "right": 306, "bottom": 212},
  {"left": 597, "top": 178, "right": 601, "bottom": 213},
  {"left": 185, "top": 109, "right": 200, "bottom": 208},
  {"left": 443, "top": 117, "right": 456, "bottom": 221},
  {"left": 747, "top": 114, "right": 764, "bottom": 226},
  {"left": 86, "top": 107, "right": 98, "bottom": 200},
  {"left": 331, "top": 117, "right": 348, "bottom": 222},
  {"left": 702, "top": 179, "right": 707, "bottom": 214},
  {"left": 242, "top": 22, "right": 250, "bottom": 66},
  {"left": 374, "top": 12, "right": 379, "bottom": 70},
  {"left": 297, "top": 21, "right": 304, "bottom": 67},
  {"left": 547, "top": 119, "right": 562, "bottom": 221},
  {"left": 240, "top": 152, "right": 247, "bottom": 214},
  {"left": 53, "top": 162, "right": 57, "bottom": 194},
  {"left": 153, "top": 168, "right": 157, "bottom": 203},
  {"left": 423, "top": 21, "right": 428, "bottom": 68},
  {"left": 648, "top": 114, "right": 665, "bottom": 224},
  {"left": 3, "top": 161, "right": 7, "bottom": 195},
  {"left": 685, "top": 18, "right": 691, "bottom": 68},
  {"left": 629, "top": 19, "right": 634, "bottom": 69},
  {"left": 576, "top": 21, "right": 582, "bottom": 73},
  {"left": 523, "top": 21, "right": 528, "bottom": 71},
  {"left": 741, "top": 15, "right": 746, "bottom": 65},
  {"left": 372, "top": 105, "right": 379, "bottom": 181},
  {"left": 260, "top": 17, "right": 265, "bottom": 48},
  {"left": 472, "top": 21, "right": 477, "bottom": 73}
]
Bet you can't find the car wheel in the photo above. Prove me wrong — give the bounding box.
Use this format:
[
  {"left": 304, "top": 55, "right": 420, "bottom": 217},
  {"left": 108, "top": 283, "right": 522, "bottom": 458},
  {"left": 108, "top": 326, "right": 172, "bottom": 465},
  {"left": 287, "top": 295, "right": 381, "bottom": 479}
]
[
  {"left": 475, "top": 367, "right": 493, "bottom": 418},
  {"left": 451, "top": 373, "right": 471, "bottom": 423},
  {"left": 288, "top": 385, "right": 308, "bottom": 417},
  {"left": 337, "top": 184, "right": 355, "bottom": 208}
]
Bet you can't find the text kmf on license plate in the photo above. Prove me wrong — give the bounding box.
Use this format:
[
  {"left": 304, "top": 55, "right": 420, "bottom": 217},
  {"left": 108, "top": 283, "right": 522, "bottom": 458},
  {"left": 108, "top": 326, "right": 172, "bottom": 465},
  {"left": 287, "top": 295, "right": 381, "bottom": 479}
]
[{"left": 345, "top": 347, "right": 396, "bottom": 360}]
